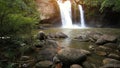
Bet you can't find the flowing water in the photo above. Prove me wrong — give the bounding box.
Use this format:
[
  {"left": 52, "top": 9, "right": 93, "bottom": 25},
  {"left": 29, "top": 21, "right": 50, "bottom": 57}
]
[
  {"left": 40, "top": 27, "right": 120, "bottom": 67},
  {"left": 78, "top": 5, "right": 86, "bottom": 27},
  {"left": 57, "top": 0, "right": 86, "bottom": 28},
  {"left": 57, "top": 0, "right": 73, "bottom": 28}
]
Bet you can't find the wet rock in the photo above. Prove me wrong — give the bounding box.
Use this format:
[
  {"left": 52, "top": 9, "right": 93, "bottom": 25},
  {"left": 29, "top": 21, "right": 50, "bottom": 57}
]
[
  {"left": 103, "top": 43, "right": 118, "bottom": 49},
  {"left": 70, "top": 64, "right": 83, "bottom": 68},
  {"left": 108, "top": 53, "right": 120, "bottom": 60},
  {"left": 102, "top": 34, "right": 117, "bottom": 42},
  {"left": 100, "top": 58, "right": 120, "bottom": 68},
  {"left": 89, "top": 45, "right": 95, "bottom": 51},
  {"left": 82, "top": 61, "right": 94, "bottom": 68},
  {"left": 57, "top": 48, "right": 87, "bottom": 65},
  {"left": 34, "top": 40, "right": 43, "bottom": 48},
  {"left": 47, "top": 33, "right": 56, "bottom": 39},
  {"left": 100, "top": 64, "right": 120, "bottom": 68},
  {"left": 21, "top": 56, "right": 31, "bottom": 61},
  {"left": 103, "top": 58, "right": 120, "bottom": 64},
  {"left": 36, "top": 40, "right": 58, "bottom": 61},
  {"left": 47, "top": 32, "right": 68, "bottom": 39},
  {"left": 95, "top": 46, "right": 112, "bottom": 56},
  {"left": 37, "top": 31, "right": 47, "bottom": 41},
  {"left": 95, "top": 34, "right": 117, "bottom": 45},
  {"left": 87, "top": 32, "right": 103, "bottom": 41},
  {"left": 35, "top": 60, "right": 53, "bottom": 68},
  {"left": 55, "top": 32, "right": 68, "bottom": 38},
  {"left": 95, "top": 51, "right": 107, "bottom": 56},
  {"left": 95, "top": 38, "right": 107, "bottom": 45},
  {"left": 74, "top": 35, "right": 90, "bottom": 42}
]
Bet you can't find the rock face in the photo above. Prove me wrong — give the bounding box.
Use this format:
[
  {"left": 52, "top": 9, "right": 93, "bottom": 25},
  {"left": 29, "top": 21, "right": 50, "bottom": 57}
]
[
  {"left": 57, "top": 48, "right": 89, "bottom": 65},
  {"left": 35, "top": 0, "right": 60, "bottom": 23}
]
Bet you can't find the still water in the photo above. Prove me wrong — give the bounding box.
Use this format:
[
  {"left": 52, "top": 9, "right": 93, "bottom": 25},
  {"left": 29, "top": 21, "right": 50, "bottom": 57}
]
[{"left": 39, "top": 27, "right": 120, "bottom": 67}]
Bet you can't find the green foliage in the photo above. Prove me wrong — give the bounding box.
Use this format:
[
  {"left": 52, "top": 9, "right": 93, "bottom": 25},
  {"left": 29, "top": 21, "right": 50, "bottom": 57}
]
[
  {"left": 100, "top": 0, "right": 120, "bottom": 12},
  {"left": 83, "top": 0, "right": 120, "bottom": 12},
  {"left": 0, "top": 0, "right": 39, "bottom": 37}
]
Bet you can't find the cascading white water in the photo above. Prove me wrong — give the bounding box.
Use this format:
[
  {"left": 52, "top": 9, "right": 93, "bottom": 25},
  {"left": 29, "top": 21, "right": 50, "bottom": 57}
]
[
  {"left": 78, "top": 5, "right": 86, "bottom": 27},
  {"left": 57, "top": 0, "right": 86, "bottom": 28},
  {"left": 57, "top": 0, "right": 73, "bottom": 28}
]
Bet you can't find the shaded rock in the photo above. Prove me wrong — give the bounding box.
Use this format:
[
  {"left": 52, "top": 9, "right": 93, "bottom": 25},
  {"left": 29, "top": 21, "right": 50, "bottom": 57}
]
[
  {"left": 82, "top": 61, "right": 94, "bottom": 68},
  {"left": 70, "top": 64, "right": 83, "bottom": 68},
  {"left": 102, "top": 34, "right": 117, "bottom": 42},
  {"left": 87, "top": 32, "right": 103, "bottom": 41},
  {"left": 95, "top": 46, "right": 112, "bottom": 56},
  {"left": 35, "top": 60, "right": 53, "bottom": 68},
  {"left": 95, "top": 51, "right": 107, "bottom": 56},
  {"left": 57, "top": 48, "right": 87, "bottom": 65},
  {"left": 108, "top": 53, "right": 120, "bottom": 60},
  {"left": 35, "top": 40, "right": 59, "bottom": 61},
  {"left": 55, "top": 32, "right": 68, "bottom": 38},
  {"left": 96, "top": 34, "right": 117, "bottom": 45},
  {"left": 37, "top": 31, "right": 47, "bottom": 41},
  {"left": 47, "top": 33, "right": 56, "bottom": 39},
  {"left": 101, "top": 58, "right": 120, "bottom": 68},
  {"left": 74, "top": 35, "right": 90, "bottom": 42},
  {"left": 34, "top": 40, "right": 43, "bottom": 48},
  {"left": 103, "top": 58, "right": 120, "bottom": 64},
  {"left": 95, "top": 38, "right": 107, "bottom": 45},
  {"left": 100, "top": 64, "right": 120, "bottom": 68},
  {"left": 103, "top": 43, "right": 118, "bottom": 49},
  {"left": 47, "top": 32, "right": 68, "bottom": 39},
  {"left": 21, "top": 56, "right": 31, "bottom": 61}
]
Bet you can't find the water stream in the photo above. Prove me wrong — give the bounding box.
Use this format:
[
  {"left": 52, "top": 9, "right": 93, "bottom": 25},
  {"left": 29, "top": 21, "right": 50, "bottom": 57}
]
[
  {"left": 57, "top": 0, "right": 86, "bottom": 28},
  {"left": 78, "top": 5, "right": 86, "bottom": 27}
]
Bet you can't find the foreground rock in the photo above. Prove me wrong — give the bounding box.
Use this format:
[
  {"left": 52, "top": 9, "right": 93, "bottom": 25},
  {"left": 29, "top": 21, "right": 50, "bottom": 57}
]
[
  {"left": 70, "top": 64, "right": 83, "bottom": 68},
  {"left": 57, "top": 48, "right": 90, "bottom": 65},
  {"left": 100, "top": 58, "right": 120, "bottom": 68},
  {"left": 35, "top": 60, "right": 53, "bottom": 68},
  {"left": 35, "top": 40, "right": 59, "bottom": 61}
]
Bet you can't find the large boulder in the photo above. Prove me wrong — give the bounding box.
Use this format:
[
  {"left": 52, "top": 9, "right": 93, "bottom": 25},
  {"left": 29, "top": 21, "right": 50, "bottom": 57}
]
[{"left": 57, "top": 48, "right": 88, "bottom": 65}]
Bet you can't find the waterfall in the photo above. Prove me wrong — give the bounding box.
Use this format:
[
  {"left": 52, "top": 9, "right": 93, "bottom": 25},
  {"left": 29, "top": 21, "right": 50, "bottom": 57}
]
[
  {"left": 57, "top": 0, "right": 86, "bottom": 28},
  {"left": 78, "top": 5, "right": 86, "bottom": 27},
  {"left": 57, "top": 0, "right": 73, "bottom": 28}
]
